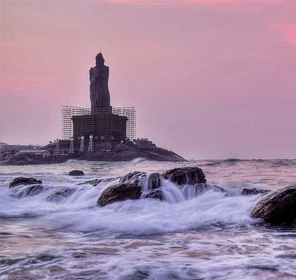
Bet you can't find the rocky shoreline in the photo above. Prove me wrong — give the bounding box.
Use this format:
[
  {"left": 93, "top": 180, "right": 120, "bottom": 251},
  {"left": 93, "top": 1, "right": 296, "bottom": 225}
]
[
  {"left": 2, "top": 146, "right": 185, "bottom": 165},
  {"left": 7, "top": 166, "right": 296, "bottom": 228}
]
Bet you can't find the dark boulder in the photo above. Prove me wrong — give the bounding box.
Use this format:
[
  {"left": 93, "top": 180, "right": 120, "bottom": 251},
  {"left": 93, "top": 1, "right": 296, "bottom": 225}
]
[
  {"left": 162, "top": 167, "right": 206, "bottom": 185},
  {"left": 251, "top": 185, "right": 296, "bottom": 227},
  {"left": 146, "top": 173, "right": 162, "bottom": 190},
  {"left": 97, "top": 183, "right": 142, "bottom": 206},
  {"left": 9, "top": 177, "right": 42, "bottom": 188},
  {"left": 68, "top": 170, "right": 84, "bottom": 176},
  {"left": 144, "top": 189, "right": 163, "bottom": 200},
  {"left": 119, "top": 171, "right": 147, "bottom": 184},
  {"left": 242, "top": 188, "right": 270, "bottom": 196}
]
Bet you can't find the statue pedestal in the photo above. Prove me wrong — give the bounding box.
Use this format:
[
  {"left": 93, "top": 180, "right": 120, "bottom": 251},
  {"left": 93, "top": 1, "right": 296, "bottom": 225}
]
[{"left": 72, "top": 110, "right": 127, "bottom": 143}]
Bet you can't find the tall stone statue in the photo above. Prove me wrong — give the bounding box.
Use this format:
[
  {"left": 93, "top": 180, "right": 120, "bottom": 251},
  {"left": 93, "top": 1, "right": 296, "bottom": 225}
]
[{"left": 90, "top": 53, "right": 111, "bottom": 111}]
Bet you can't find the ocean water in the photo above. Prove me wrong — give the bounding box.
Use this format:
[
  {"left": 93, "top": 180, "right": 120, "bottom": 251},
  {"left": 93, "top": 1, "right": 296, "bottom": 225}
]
[{"left": 0, "top": 159, "right": 296, "bottom": 280}]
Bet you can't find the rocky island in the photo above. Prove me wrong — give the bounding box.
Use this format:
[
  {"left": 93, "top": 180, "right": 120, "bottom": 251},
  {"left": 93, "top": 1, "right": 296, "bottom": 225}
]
[
  {"left": 2, "top": 140, "right": 185, "bottom": 165},
  {"left": 1, "top": 53, "right": 185, "bottom": 165}
]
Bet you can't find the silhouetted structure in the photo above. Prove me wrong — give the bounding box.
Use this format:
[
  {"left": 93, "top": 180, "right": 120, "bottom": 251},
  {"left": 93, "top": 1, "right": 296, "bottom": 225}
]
[
  {"left": 72, "top": 112, "right": 127, "bottom": 141},
  {"left": 90, "top": 53, "right": 111, "bottom": 112},
  {"left": 61, "top": 105, "right": 136, "bottom": 140},
  {"left": 71, "top": 53, "right": 128, "bottom": 150}
]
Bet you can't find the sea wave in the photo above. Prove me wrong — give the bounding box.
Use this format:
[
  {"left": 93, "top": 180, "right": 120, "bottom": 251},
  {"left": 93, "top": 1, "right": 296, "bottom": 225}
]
[{"left": 0, "top": 176, "right": 258, "bottom": 235}]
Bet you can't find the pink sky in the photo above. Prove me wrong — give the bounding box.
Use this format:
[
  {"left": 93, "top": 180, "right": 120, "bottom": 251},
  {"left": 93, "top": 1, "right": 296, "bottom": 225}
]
[{"left": 0, "top": 0, "right": 295, "bottom": 159}]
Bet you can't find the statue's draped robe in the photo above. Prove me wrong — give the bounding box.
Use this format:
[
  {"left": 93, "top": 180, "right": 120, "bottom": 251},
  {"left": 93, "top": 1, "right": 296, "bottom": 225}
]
[{"left": 89, "top": 65, "right": 110, "bottom": 109}]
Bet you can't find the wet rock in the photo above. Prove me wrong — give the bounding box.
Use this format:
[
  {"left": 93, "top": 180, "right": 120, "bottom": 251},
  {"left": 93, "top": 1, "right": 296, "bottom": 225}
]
[
  {"left": 162, "top": 167, "right": 206, "bottom": 185},
  {"left": 146, "top": 173, "right": 162, "bottom": 190},
  {"left": 11, "top": 185, "right": 44, "bottom": 198},
  {"left": 195, "top": 183, "right": 226, "bottom": 194},
  {"left": 78, "top": 177, "right": 119, "bottom": 187},
  {"left": 46, "top": 188, "right": 76, "bottom": 202},
  {"left": 9, "top": 177, "right": 42, "bottom": 188},
  {"left": 144, "top": 190, "right": 163, "bottom": 200},
  {"left": 97, "top": 183, "right": 142, "bottom": 206},
  {"left": 68, "top": 170, "right": 84, "bottom": 176},
  {"left": 119, "top": 171, "right": 147, "bottom": 184},
  {"left": 241, "top": 188, "right": 270, "bottom": 196},
  {"left": 251, "top": 185, "right": 296, "bottom": 227},
  {"left": 78, "top": 178, "right": 102, "bottom": 186}
]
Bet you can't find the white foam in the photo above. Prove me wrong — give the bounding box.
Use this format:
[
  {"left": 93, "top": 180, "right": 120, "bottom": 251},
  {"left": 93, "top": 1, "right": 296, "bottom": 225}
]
[
  {"left": 0, "top": 172, "right": 260, "bottom": 235},
  {"left": 41, "top": 190, "right": 257, "bottom": 235}
]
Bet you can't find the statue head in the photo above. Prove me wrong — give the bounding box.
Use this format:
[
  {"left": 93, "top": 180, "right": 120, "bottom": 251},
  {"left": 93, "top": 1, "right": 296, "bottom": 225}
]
[{"left": 96, "top": 52, "right": 105, "bottom": 66}]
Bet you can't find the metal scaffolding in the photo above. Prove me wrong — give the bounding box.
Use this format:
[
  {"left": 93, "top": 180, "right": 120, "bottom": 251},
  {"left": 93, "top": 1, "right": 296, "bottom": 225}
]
[
  {"left": 79, "top": 136, "right": 85, "bottom": 154},
  {"left": 61, "top": 105, "right": 136, "bottom": 140},
  {"left": 112, "top": 107, "right": 136, "bottom": 140},
  {"left": 69, "top": 137, "right": 74, "bottom": 154},
  {"left": 87, "top": 135, "right": 94, "bottom": 153}
]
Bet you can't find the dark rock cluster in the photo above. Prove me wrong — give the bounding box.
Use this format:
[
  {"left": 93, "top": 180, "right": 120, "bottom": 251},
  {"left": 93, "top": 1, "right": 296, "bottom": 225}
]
[
  {"left": 97, "top": 166, "right": 214, "bottom": 206},
  {"left": 7, "top": 176, "right": 76, "bottom": 202},
  {"left": 7, "top": 169, "right": 296, "bottom": 230}
]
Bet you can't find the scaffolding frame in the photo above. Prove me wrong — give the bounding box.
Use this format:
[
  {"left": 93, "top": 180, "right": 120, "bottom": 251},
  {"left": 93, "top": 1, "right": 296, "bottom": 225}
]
[{"left": 61, "top": 105, "right": 136, "bottom": 140}]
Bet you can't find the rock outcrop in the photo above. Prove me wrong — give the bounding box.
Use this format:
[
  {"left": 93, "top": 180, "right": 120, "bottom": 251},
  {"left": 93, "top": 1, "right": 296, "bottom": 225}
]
[
  {"left": 4, "top": 144, "right": 185, "bottom": 166},
  {"left": 251, "top": 185, "right": 296, "bottom": 227},
  {"left": 162, "top": 167, "right": 206, "bottom": 185},
  {"left": 97, "top": 167, "right": 224, "bottom": 206},
  {"left": 9, "top": 177, "right": 42, "bottom": 188},
  {"left": 241, "top": 188, "right": 270, "bottom": 196},
  {"left": 97, "top": 183, "right": 142, "bottom": 206},
  {"left": 68, "top": 170, "right": 84, "bottom": 176}
]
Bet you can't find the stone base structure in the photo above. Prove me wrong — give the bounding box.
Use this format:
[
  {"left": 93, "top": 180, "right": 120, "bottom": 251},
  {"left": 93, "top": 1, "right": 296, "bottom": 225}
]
[{"left": 72, "top": 107, "right": 127, "bottom": 143}]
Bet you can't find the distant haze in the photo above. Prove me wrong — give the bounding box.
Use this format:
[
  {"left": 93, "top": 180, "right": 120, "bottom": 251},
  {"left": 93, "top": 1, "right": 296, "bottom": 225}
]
[{"left": 0, "top": 0, "right": 295, "bottom": 159}]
